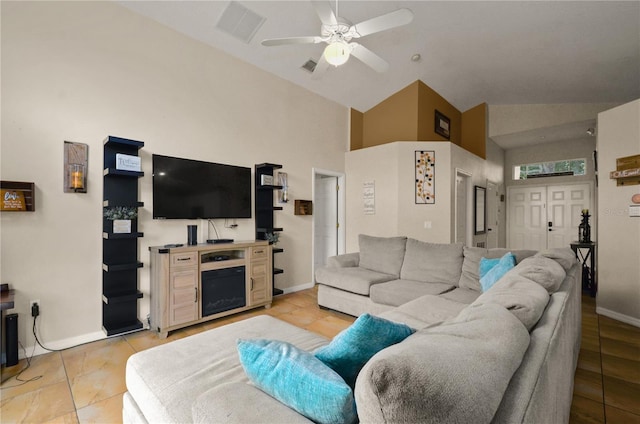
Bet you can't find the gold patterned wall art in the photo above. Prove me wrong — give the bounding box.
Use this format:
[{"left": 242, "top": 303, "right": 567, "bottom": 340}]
[{"left": 415, "top": 150, "right": 435, "bottom": 204}]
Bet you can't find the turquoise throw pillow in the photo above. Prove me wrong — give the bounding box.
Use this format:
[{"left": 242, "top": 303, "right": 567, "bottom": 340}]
[
  {"left": 314, "top": 313, "right": 415, "bottom": 388},
  {"left": 480, "top": 252, "right": 516, "bottom": 292},
  {"left": 237, "top": 339, "right": 357, "bottom": 424},
  {"left": 479, "top": 257, "right": 501, "bottom": 278}
]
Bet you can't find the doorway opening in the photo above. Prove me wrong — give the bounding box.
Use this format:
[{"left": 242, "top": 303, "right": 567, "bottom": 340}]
[
  {"left": 455, "top": 169, "right": 473, "bottom": 246},
  {"left": 312, "top": 169, "right": 346, "bottom": 282}
]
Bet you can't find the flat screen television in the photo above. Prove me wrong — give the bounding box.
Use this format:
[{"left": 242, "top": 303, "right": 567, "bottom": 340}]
[{"left": 152, "top": 154, "right": 251, "bottom": 219}]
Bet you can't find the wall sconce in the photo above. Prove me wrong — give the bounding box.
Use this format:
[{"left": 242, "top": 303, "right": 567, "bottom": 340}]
[
  {"left": 64, "top": 141, "right": 88, "bottom": 193},
  {"left": 68, "top": 163, "right": 86, "bottom": 191},
  {"left": 277, "top": 172, "right": 288, "bottom": 203}
]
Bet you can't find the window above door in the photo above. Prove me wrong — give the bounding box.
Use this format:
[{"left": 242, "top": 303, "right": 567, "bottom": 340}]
[{"left": 514, "top": 158, "right": 586, "bottom": 180}]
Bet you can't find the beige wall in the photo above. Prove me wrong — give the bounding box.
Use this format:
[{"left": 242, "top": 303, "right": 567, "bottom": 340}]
[
  {"left": 488, "top": 103, "right": 620, "bottom": 138},
  {"left": 596, "top": 99, "right": 640, "bottom": 326},
  {"left": 1, "top": 1, "right": 348, "bottom": 351},
  {"left": 344, "top": 141, "right": 497, "bottom": 252}
]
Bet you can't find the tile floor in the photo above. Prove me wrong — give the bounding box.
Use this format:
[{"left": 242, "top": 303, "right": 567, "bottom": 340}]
[{"left": 1, "top": 287, "right": 638, "bottom": 423}]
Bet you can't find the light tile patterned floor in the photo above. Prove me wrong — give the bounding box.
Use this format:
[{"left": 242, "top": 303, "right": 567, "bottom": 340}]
[{"left": 1, "top": 287, "right": 638, "bottom": 423}]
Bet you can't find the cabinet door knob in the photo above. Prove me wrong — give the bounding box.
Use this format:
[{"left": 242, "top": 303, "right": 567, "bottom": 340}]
[
  {"left": 194, "top": 287, "right": 198, "bottom": 303},
  {"left": 250, "top": 278, "right": 254, "bottom": 290}
]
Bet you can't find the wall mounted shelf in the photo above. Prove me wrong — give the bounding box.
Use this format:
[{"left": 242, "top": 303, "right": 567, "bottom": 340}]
[{"left": 1, "top": 181, "right": 35, "bottom": 212}]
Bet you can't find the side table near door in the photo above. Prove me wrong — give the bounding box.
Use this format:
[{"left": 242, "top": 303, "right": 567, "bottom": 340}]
[{"left": 570, "top": 242, "right": 597, "bottom": 297}]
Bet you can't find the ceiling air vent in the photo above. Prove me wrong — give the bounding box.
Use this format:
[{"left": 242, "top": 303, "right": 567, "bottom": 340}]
[
  {"left": 216, "top": 1, "right": 265, "bottom": 44},
  {"left": 301, "top": 59, "right": 318, "bottom": 73}
]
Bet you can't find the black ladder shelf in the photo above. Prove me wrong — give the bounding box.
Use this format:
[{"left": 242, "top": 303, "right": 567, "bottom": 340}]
[
  {"left": 255, "top": 163, "right": 284, "bottom": 296},
  {"left": 102, "top": 136, "right": 144, "bottom": 336}
]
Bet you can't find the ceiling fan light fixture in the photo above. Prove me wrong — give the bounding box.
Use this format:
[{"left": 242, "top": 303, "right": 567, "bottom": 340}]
[{"left": 324, "top": 41, "right": 350, "bottom": 67}]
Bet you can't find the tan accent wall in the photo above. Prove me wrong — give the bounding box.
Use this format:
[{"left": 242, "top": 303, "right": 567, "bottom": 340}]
[
  {"left": 350, "top": 109, "right": 364, "bottom": 151},
  {"left": 461, "top": 103, "right": 487, "bottom": 159},
  {"left": 361, "top": 81, "right": 419, "bottom": 147},
  {"left": 417, "top": 81, "right": 462, "bottom": 146},
  {"left": 351, "top": 80, "right": 484, "bottom": 157}
]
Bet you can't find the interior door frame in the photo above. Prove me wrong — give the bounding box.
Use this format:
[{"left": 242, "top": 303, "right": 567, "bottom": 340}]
[
  {"left": 454, "top": 168, "right": 473, "bottom": 247},
  {"left": 311, "top": 168, "right": 346, "bottom": 283}
]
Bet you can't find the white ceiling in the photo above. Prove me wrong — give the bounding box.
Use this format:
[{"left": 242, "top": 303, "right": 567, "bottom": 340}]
[{"left": 119, "top": 1, "right": 640, "bottom": 146}]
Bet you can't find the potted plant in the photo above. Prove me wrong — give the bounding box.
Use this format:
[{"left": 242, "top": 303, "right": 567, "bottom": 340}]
[
  {"left": 104, "top": 206, "right": 138, "bottom": 233},
  {"left": 265, "top": 232, "right": 279, "bottom": 245}
]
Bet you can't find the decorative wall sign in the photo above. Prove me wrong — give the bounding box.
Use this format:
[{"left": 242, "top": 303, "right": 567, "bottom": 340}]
[
  {"left": 363, "top": 181, "right": 375, "bottom": 215},
  {"left": 1, "top": 189, "right": 26, "bottom": 211},
  {"left": 434, "top": 110, "right": 451, "bottom": 140},
  {"left": 415, "top": 150, "right": 435, "bottom": 204},
  {"left": 64, "top": 141, "right": 88, "bottom": 193}
]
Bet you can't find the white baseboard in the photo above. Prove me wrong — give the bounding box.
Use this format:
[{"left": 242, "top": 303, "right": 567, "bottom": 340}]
[
  {"left": 279, "top": 282, "right": 315, "bottom": 295},
  {"left": 596, "top": 307, "right": 640, "bottom": 328},
  {"left": 19, "top": 325, "right": 149, "bottom": 359}
]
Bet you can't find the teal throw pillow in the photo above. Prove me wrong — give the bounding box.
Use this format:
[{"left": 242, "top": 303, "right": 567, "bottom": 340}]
[
  {"left": 479, "top": 257, "right": 501, "bottom": 278},
  {"left": 480, "top": 252, "right": 516, "bottom": 292},
  {"left": 237, "top": 338, "right": 357, "bottom": 424},
  {"left": 314, "top": 313, "right": 415, "bottom": 388}
]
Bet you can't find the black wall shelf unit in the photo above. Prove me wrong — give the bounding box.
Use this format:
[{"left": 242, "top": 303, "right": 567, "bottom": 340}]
[
  {"left": 255, "top": 163, "right": 284, "bottom": 296},
  {"left": 102, "top": 136, "right": 144, "bottom": 336}
]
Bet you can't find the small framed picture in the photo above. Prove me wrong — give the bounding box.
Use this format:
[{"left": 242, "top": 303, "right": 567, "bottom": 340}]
[{"left": 434, "top": 110, "right": 450, "bottom": 140}]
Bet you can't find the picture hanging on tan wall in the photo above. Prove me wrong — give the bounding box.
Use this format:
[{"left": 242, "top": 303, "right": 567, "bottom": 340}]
[{"left": 415, "top": 150, "right": 435, "bottom": 204}]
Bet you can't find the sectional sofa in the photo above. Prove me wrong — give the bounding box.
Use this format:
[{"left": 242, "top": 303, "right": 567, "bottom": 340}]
[{"left": 124, "top": 235, "right": 580, "bottom": 423}]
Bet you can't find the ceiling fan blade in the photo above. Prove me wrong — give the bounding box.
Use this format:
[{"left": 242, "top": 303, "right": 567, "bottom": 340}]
[
  {"left": 349, "top": 43, "right": 389, "bottom": 73},
  {"left": 311, "top": 0, "right": 337, "bottom": 26},
  {"left": 311, "top": 54, "right": 330, "bottom": 80},
  {"left": 350, "top": 8, "right": 414, "bottom": 38},
  {"left": 261, "top": 36, "right": 325, "bottom": 47}
]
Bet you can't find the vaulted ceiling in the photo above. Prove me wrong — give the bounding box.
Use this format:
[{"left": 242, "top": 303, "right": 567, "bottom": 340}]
[{"left": 119, "top": 1, "right": 640, "bottom": 146}]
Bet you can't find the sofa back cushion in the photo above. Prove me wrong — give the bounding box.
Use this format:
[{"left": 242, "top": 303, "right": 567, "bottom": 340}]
[
  {"left": 358, "top": 235, "right": 407, "bottom": 278},
  {"left": 400, "top": 239, "right": 463, "bottom": 285},
  {"left": 459, "top": 247, "right": 536, "bottom": 291},
  {"left": 472, "top": 274, "right": 550, "bottom": 331},
  {"left": 514, "top": 256, "right": 566, "bottom": 293},
  {"left": 355, "top": 303, "right": 530, "bottom": 424}
]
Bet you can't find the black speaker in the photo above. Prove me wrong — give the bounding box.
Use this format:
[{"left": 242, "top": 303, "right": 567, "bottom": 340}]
[
  {"left": 187, "top": 225, "right": 197, "bottom": 245},
  {"left": 5, "top": 313, "right": 18, "bottom": 367}
]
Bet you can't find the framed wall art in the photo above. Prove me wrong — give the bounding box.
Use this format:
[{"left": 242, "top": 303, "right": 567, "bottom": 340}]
[
  {"left": 415, "top": 150, "right": 435, "bottom": 204},
  {"left": 434, "top": 110, "right": 451, "bottom": 140}
]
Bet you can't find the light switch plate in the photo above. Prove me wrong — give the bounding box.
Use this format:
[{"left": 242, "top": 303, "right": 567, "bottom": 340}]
[{"left": 630, "top": 205, "right": 640, "bottom": 217}]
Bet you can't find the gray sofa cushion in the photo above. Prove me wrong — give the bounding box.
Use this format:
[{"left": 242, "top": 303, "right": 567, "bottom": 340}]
[
  {"left": 438, "top": 287, "right": 481, "bottom": 304},
  {"left": 192, "top": 383, "right": 314, "bottom": 424},
  {"left": 379, "top": 294, "right": 468, "bottom": 329},
  {"left": 458, "top": 247, "right": 536, "bottom": 292},
  {"left": 125, "top": 316, "right": 328, "bottom": 423},
  {"left": 472, "top": 273, "right": 550, "bottom": 331},
  {"left": 358, "top": 235, "right": 407, "bottom": 277},
  {"left": 514, "top": 256, "right": 566, "bottom": 293},
  {"left": 534, "top": 247, "right": 577, "bottom": 272},
  {"left": 400, "top": 239, "right": 463, "bottom": 285},
  {"left": 370, "top": 280, "right": 454, "bottom": 307},
  {"left": 315, "top": 267, "right": 394, "bottom": 296},
  {"left": 355, "top": 303, "right": 530, "bottom": 424}
]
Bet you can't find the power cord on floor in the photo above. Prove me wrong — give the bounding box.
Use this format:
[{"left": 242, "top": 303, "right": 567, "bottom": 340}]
[{"left": 0, "top": 341, "right": 42, "bottom": 389}]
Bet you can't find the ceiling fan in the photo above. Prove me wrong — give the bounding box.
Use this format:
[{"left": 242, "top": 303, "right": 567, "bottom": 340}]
[{"left": 261, "top": 0, "right": 414, "bottom": 78}]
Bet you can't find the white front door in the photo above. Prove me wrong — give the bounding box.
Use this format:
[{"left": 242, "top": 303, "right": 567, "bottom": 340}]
[
  {"left": 547, "top": 184, "right": 591, "bottom": 248},
  {"left": 508, "top": 186, "right": 547, "bottom": 250},
  {"left": 508, "top": 183, "right": 592, "bottom": 250},
  {"left": 455, "top": 172, "right": 470, "bottom": 245}
]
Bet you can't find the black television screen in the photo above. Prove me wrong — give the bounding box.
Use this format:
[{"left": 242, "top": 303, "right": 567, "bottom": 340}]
[{"left": 152, "top": 154, "right": 251, "bottom": 219}]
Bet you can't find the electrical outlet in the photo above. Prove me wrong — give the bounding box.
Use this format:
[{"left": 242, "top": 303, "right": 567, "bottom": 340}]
[{"left": 30, "top": 300, "right": 40, "bottom": 317}]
